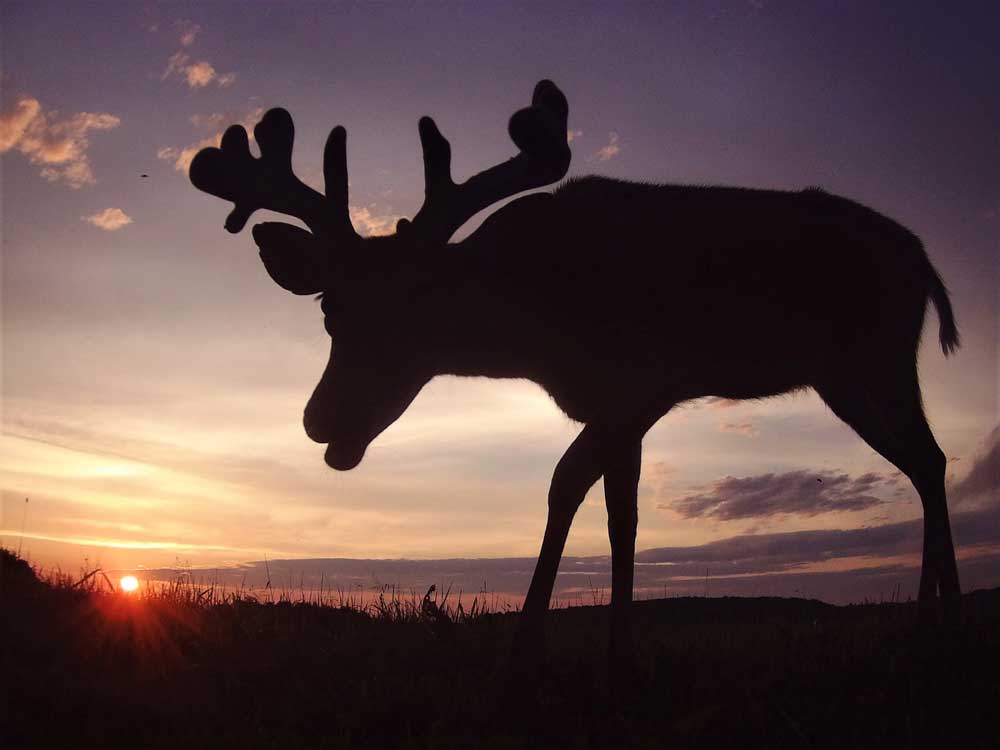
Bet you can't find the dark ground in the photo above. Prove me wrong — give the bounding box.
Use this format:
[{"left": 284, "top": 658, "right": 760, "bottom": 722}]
[{"left": 2, "top": 548, "right": 998, "bottom": 749}]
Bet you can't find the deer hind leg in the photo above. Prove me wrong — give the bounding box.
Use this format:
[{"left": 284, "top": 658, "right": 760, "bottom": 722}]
[
  {"left": 604, "top": 440, "right": 642, "bottom": 684},
  {"left": 816, "top": 365, "right": 960, "bottom": 622}
]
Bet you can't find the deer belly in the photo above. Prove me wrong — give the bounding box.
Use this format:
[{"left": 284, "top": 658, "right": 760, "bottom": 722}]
[{"left": 539, "top": 327, "right": 821, "bottom": 421}]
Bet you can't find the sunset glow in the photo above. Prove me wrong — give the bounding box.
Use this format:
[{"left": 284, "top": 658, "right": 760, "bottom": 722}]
[{"left": 1, "top": 2, "right": 997, "bottom": 604}]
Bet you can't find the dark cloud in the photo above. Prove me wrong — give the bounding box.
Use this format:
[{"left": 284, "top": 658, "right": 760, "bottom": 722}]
[
  {"left": 662, "top": 470, "right": 886, "bottom": 520},
  {"left": 952, "top": 424, "right": 1000, "bottom": 506},
  {"left": 637, "top": 521, "right": 917, "bottom": 573},
  {"left": 142, "top": 505, "right": 1000, "bottom": 606},
  {"left": 640, "top": 503, "right": 998, "bottom": 572},
  {"left": 631, "top": 554, "right": 1000, "bottom": 604}
]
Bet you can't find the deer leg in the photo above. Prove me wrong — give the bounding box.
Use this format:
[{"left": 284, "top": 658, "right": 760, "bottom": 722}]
[
  {"left": 816, "top": 368, "right": 960, "bottom": 622},
  {"left": 604, "top": 439, "right": 642, "bottom": 685},
  {"left": 512, "top": 422, "right": 618, "bottom": 669},
  {"left": 866, "top": 374, "right": 960, "bottom": 621}
]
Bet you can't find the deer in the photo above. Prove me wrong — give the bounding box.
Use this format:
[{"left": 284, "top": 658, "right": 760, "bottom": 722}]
[{"left": 190, "top": 79, "right": 961, "bottom": 687}]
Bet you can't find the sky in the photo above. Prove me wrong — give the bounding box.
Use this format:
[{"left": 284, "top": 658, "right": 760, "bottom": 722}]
[{"left": 2, "top": 1, "right": 998, "bottom": 604}]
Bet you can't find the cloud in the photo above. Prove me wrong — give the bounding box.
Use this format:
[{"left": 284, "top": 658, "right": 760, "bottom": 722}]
[
  {"left": 189, "top": 112, "right": 226, "bottom": 129},
  {"left": 157, "top": 140, "right": 212, "bottom": 174},
  {"left": 136, "top": 504, "right": 1000, "bottom": 605},
  {"left": 638, "top": 503, "right": 999, "bottom": 572},
  {"left": 162, "top": 51, "right": 234, "bottom": 89},
  {"left": 0, "top": 97, "right": 41, "bottom": 150},
  {"left": 594, "top": 132, "right": 620, "bottom": 161},
  {"left": 656, "top": 522, "right": 924, "bottom": 571},
  {"left": 176, "top": 20, "right": 200, "bottom": 47},
  {"left": 720, "top": 420, "right": 758, "bottom": 437},
  {"left": 184, "top": 61, "right": 218, "bottom": 88},
  {"left": 162, "top": 52, "right": 187, "bottom": 81},
  {"left": 349, "top": 205, "right": 398, "bottom": 237},
  {"left": 952, "top": 424, "right": 999, "bottom": 506},
  {"left": 661, "top": 469, "right": 887, "bottom": 520},
  {"left": 0, "top": 96, "right": 119, "bottom": 188},
  {"left": 637, "top": 522, "right": 920, "bottom": 573},
  {"left": 82, "top": 207, "right": 133, "bottom": 231},
  {"left": 158, "top": 108, "right": 263, "bottom": 174},
  {"left": 646, "top": 460, "right": 677, "bottom": 479},
  {"left": 566, "top": 129, "right": 583, "bottom": 143}
]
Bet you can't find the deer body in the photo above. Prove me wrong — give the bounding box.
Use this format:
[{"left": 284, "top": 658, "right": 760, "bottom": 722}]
[
  {"left": 191, "top": 81, "right": 961, "bottom": 690},
  {"left": 413, "top": 178, "right": 948, "bottom": 420}
]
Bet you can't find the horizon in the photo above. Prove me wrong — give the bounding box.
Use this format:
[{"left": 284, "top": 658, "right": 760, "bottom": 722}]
[{"left": 2, "top": 1, "right": 998, "bottom": 606}]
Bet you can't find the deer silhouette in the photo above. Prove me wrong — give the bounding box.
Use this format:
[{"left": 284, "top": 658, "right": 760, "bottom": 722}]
[{"left": 190, "top": 80, "right": 961, "bottom": 685}]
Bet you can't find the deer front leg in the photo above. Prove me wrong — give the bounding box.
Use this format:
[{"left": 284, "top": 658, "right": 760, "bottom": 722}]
[
  {"left": 511, "top": 423, "right": 610, "bottom": 671},
  {"left": 604, "top": 440, "right": 641, "bottom": 686}
]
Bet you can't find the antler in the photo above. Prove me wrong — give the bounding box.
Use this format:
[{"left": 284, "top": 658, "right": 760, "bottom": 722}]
[
  {"left": 404, "top": 79, "right": 571, "bottom": 245},
  {"left": 189, "top": 109, "right": 359, "bottom": 243}
]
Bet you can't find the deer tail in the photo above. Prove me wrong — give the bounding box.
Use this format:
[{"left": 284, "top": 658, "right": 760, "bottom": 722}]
[{"left": 927, "top": 263, "right": 960, "bottom": 356}]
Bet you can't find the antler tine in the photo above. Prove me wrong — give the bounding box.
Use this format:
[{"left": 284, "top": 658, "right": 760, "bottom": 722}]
[
  {"left": 189, "top": 109, "right": 358, "bottom": 242},
  {"left": 322, "top": 125, "right": 357, "bottom": 239},
  {"left": 408, "top": 80, "right": 571, "bottom": 245}
]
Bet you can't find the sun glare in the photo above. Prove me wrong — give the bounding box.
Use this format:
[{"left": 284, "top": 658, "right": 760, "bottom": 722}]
[{"left": 120, "top": 575, "right": 139, "bottom": 592}]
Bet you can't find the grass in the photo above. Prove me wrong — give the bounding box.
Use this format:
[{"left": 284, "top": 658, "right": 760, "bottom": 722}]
[{"left": 2, "top": 547, "right": 998, "bottom": 749}]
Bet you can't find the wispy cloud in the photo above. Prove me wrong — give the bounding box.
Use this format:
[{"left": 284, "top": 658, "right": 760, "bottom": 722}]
[
  {"left": 0, "top": 96, "right": 119, "bottom": 188},
  {"left": 953, "top": 423, "right": 999, "bottom": 507},
  {"left": 183, "top": 60, "right": 217, "bottom": 88},
  {"left": 189, "top": 112, "right": 226, "bottom": 129},
  {"left": 82, "top": 207, "right": 133, "bottom": 231},
  {"left": 661, "top": 469, "right": 887, "bottom": 520},
  {"left": 567, "top": 128, "right": 583, "bottom": 143},
  {"left": 349, "top": 205, "right": 398, "bottom": 237},
  {"left": 157, "top": 140, "right": 212, "bottom": 174},
  {"left": 176, "top": 20, "right": 201, "bottom": 47},
  {"left": 162, "top": 51, "right": 235, "bottom": 89},
  {"left": 157, "top": 108, "right": 263, "bottom": 174},
  {"left": 594, "top": 132, "right": 620, "bottom": 161},
  {"left": 0, "top": 97, "right": 39, "bottom": 150}
]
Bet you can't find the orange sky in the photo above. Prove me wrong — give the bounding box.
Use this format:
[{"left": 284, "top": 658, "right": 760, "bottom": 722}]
[{"left": 2, "top": 2, "right": 997, "bottom": 602}]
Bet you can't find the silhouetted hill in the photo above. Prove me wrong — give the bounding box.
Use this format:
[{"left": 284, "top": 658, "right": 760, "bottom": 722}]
[{"left": 2, "top": 550, "right": 997, "bottom": 749}]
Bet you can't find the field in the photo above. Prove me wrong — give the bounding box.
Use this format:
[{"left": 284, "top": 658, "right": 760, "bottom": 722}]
[{"left": 2, "top": 548, "right": 998, "bottom": 749}]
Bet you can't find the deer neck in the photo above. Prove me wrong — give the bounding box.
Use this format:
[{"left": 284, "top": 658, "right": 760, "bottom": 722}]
[{"left": 426, "top": 247, "right": 538, "bottom": 380}]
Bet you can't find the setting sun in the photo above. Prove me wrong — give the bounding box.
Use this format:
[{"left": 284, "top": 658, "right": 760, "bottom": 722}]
[{"left": 120, "top": 575, "right": 139, "bottom": 592}]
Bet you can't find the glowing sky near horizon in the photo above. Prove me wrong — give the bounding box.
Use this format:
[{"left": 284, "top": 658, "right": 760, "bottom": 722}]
[{"left": 1, "top": 2, "right": 997, "bottom": 600}]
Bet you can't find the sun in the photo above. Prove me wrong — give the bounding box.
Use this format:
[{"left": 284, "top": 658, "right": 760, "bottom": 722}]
[{"left": 120, "top": 575, "right": 139, "bottom": 593}]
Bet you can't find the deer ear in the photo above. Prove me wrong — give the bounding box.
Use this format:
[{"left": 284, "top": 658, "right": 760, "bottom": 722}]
[{"left": 252, "top": 222, "right": 329, "bottom": 295}]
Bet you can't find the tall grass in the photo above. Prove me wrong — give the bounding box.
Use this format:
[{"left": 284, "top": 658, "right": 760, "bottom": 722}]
[{"left": 12, "top": 551, "right": 512, "bottom": 626}]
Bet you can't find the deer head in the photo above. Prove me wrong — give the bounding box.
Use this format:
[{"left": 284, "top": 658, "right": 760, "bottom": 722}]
[{"left": 189, "top": 81, "right": 570, "bottom": 469}]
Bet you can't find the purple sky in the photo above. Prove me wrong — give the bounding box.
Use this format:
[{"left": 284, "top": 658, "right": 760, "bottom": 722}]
[{"left": 2, "top": 1, "right": 997, "bottom": 603}]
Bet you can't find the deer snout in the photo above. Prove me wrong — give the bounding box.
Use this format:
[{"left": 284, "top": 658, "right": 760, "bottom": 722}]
[
  {"left": 303, "top": 402, "right": 369, "bottom": 470},
  {"left": 324, "top": 441, "right": 366, "bottom": 471},
  {"left": 303, "top": 407, "right": 333, "bottom": 444}
]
